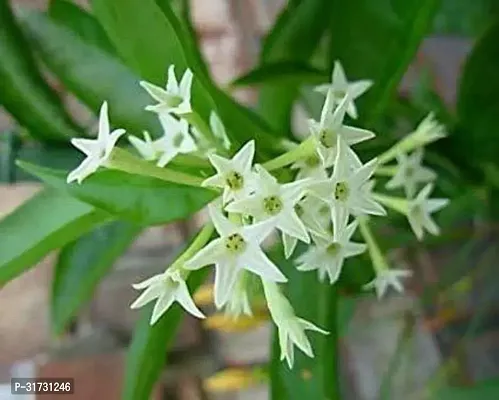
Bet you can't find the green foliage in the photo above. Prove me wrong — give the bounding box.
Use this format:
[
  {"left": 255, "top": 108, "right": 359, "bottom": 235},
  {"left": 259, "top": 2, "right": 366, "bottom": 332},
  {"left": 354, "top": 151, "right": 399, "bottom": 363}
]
[
  {"left": 258, "top": 0, "right": 332, "bottom": 134},
  {"left": 457, "top": 21, "right": 499, "bottom": 167},
  {"left": 123, "top": 267, "right": 208, "bottom": 400},
  {"left": 49, "top": 0, "right": 116, "bottom": 54},
  {"left": 0, "top": 0, "right": 81, "bottom": 142},
  {"left": 328, "top": 0, "right": 441, "bottom": 127},
  {"left": 19, "top": 162, "right": 217, "bottom": 226},
  {"left": 232, "top": 62, "right": 328, "bottom": 87},
  {"left": 51, "top": 221, "right": 141, "bottom": 334},
  {"left": 0, "top": 189, "right": 108, "bottom": 285},
  {"left": 19, "top": 10, "right": 160, "bottom": 136}
]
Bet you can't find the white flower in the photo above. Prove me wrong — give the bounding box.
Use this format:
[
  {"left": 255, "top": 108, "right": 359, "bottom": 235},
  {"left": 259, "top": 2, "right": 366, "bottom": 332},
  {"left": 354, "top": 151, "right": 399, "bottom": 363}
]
[
  {"left": 129, "top": 115, "right": 196, "bottom": 167},
  {"left": 310, "top": 137, "right": 385, "bottom": 236},
  {"left": 407, "top": 184, "right": 449, "bottom": 240},
  {"left": 262, "top": 280, "right": 328, "bottom": 368},
  {"left": 291, "top": 152, "right": 328, "bottom": 180},
  {"left": 202, "top": 140, "right": 256, "bottom": 204},
  {"left": 184, "top": 204, "right": 287, "bottom": 309},
  {"left": 128, "top": 131, "right": 161, "bottom": 161},
  {"left": 156, "top": 114, "right": 197, "bottom": 167},
  {"left": 296, "top": 220, "right": 366, "bottom": 284},
  {"left": 226, "top": 165, "right": 310, "bottom": 243},
  {"left": 130, "top": 268, "right": 204, "bottom": 324},
  {"left": 309, "top": 94, "right": 375, "bottom": 166},
  {"left": 140, "top": 65, "right": 193, "bottom": 115},
  {"left": 412, "top": 113, "right": 447, "bottom": 145},
  {"left": 385, "top": 150, "right": 436, "bottom": 198},
  {"left": 363, "top": 268, "right": 413, "bottom": 298},
  {"left": 315, "top": 60, "right": 373, "bottom": 119},
  {"left": 282, "top": 196, "right": 331, "bottom": 259},
  {"left": 68, "top": 101, "right": 125, "bottom": 184},
  {"left": 224, "top": 270, "right": 253, "bottom": 318}
]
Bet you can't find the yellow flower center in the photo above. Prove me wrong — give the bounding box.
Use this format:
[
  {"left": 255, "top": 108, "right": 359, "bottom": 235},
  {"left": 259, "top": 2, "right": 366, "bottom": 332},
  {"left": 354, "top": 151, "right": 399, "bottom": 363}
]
[
  {"left": 263, "top": 195, "right": 283, "bottom": 216},
  {"left": 224, "top": 233, "right": 246, "bottom": 254},
  {"left": 334, "top": 181, "right": 349, "bottom": 202},
  {"left": 225, "top": 171, "right": 244, "bottom": 191}
]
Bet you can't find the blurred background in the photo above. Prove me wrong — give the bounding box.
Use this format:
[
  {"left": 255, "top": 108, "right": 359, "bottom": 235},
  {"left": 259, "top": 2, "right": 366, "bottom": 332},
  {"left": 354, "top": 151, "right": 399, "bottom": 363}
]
[{"left": 1, "top": 0, "right": 499, "bottom": 399}]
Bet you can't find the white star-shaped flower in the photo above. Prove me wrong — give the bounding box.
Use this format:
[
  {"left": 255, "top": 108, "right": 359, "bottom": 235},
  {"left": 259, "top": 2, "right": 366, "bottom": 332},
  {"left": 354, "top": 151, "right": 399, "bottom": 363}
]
[
  {"left": 156, "top": 114, "right": 197, "bottom": 167},
  {"left": 363, "top": 268, "right": 413, "bottom": 298},
  {"left": 309, "top": 93, "right": 375, "bottom": 166},
  {"left": 291, "top": 152, "right": 328, "bottom": 180},
  {"left": 226, "top": 165, "right": 310, "bottom": 243},
  {"left": 128, "top": 131, "right": 161, "bottom": 161},
  {"left": 129, "top": 115, "right": 196, "bottom": 167},
  {"left": 310, "top": 137, "right": 385, "bottom": 236},
  {"left": 263, "top": 280, "right": 328, "bottom": 369},
  {"left": 282, "top": 196, "right": 331, "bottom": 259},
  {"left": 296, "top": 220, "right": 366, "bottom": 284},
  {"left": 184, "top": 205, "right": 287, "bottom": 309},
  {"left": 68, "top": 101, "right": 125, "bottom": 184},
  {"left": 202, "top": 140, "right": 256, "bottom": 204},
  {"left": 407, "top": 184, "right": 449, "bottom": 240},
  {"left": 130, "top": 268, "right": 205, "bottom": 325},
  {"left": 315, "top": 60, "right": 373, "bottom": 119},
  {"left": 140, "top": 65, "right": 193, "bottom": 115},
  {"left": 385, "top": 150, "right": 436, "bottom": 198}
]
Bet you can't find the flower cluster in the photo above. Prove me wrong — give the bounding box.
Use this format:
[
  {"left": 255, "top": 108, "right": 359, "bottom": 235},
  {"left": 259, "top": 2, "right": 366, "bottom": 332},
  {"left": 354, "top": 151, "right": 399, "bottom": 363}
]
[{"left": 67, "top": 61, "right": 449, "bottom": 368}]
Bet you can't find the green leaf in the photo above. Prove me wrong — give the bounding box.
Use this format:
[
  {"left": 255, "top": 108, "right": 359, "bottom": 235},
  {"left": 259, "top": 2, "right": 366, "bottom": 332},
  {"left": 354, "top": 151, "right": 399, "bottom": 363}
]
[
  {"left": 51, "top": 220, "right": 141, "bottom": 334},
  {"left": 123, "top": 267, "right": 208, "bottom": 400},
  {"left": 434, "top": 379, "right": 499, "bottom": 400},
  {"left": 329, "top": 0, "right": 441, "bottom": 127},
  {"left": 269, "top": 245, "right": 340, "bottom": 400},
  {"left": 0, "top": 189, "right": 107, "bottom": 285},
  {"left": 0, "top": 0, "right": 81, "bottom": 142},
  {"left": 19, "top": 161, "right": 217, "bottom": 226},
  {"left": 258, "top": 0, "right": 332, "bottom": 134},
  {"left": 48, "top": 0, "right": 116, "bottom": 54},
  {"left": 232, "top": 62, "right": 328, "bottom": 87},
  {"left": 456, "top": 21, "right": 499, "bottom": 167},
  {"left": 19, "top": 10, "right": 159, "bottom": 136},
  {"left": 432, "top": 0, "right": 493, "bottom": 36}
]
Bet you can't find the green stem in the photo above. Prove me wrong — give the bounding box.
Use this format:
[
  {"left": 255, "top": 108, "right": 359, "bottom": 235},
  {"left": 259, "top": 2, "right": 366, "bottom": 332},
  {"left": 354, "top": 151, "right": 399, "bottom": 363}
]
[
  {"left": 374, "top": 166, "right": 397, "bottom": 177},
  {"left": 108, "top": 148, "right": 212, "bottom": 189},
  {"left": 358, "top": 217, "right": 388, "bottom": 273},
  {"left": 262, "top": 136, "right": 315, "bottom": 171},
  {"left": 173, "top": 223, "right": 214, "bottom": 270},
  {"left": 372, "top": 193, "right": 409, "bottom": 215}
]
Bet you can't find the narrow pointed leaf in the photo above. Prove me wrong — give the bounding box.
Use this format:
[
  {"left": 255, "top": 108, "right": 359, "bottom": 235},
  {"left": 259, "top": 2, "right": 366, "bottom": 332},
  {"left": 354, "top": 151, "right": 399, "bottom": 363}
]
[
  {"left": 0, "top": 188, "right": 108, "bottom": 285},
  {"left": 0, "top": 0, "right": 81, "bottom": 141},
  {"left": 19, "top": 10, "right": 159, "bottom": 136},
  {"left": 49, "top": 0, "right": 116, "bottom": 54},
  {"left": 232, "top": 62, "right": 328, "bottom": 87}
]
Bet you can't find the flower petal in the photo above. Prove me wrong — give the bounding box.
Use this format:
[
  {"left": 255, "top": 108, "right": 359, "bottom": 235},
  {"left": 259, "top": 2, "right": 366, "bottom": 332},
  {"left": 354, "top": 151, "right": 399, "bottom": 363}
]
[
  {"left": 184, "top": 239, "right": 224, "bottom": 270},
  {"left": 150, "top": 291, "right": 176, "bottom": 324},
  {"left": 213, "top": 262, "right": 239, "bottom": 308},
  {"left": 98, "top": 101, "right": 110, "bottom": 141},
  {"left": 130, "top": 283, "right": 163, "bottom": 309},
  {"left": 242, "top": 247, "right": 287, "bottom": 282},
  {"left": 233, "top": 140, "right": 255, "bottom": 172},
  {"left": 175, "top": 280, "right": 206, "bottom": 318}
]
